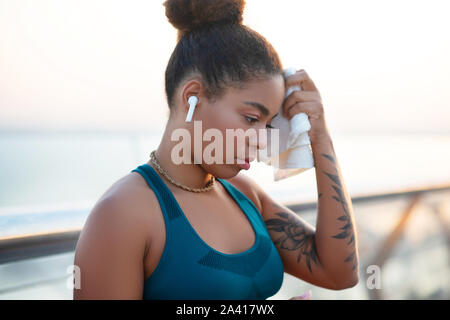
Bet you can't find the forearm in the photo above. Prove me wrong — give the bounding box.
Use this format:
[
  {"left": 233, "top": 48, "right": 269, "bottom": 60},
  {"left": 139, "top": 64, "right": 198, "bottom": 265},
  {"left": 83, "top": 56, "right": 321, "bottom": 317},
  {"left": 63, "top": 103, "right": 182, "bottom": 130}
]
[{"left": 311, "top": 133, "right": 360, "bottom": 287}]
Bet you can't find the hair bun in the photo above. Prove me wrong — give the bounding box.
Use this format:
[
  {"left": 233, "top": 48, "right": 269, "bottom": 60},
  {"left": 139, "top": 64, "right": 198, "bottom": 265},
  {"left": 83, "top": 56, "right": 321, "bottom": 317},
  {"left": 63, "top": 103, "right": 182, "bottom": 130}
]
[{"left": 163, "top": 0, "right": 245, "bottom": 36}]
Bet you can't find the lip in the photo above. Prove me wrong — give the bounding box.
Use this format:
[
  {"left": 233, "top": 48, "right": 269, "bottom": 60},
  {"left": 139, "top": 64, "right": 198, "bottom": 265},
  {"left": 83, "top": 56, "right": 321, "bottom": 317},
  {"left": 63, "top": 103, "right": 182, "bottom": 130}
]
[
  {"left": 235, "top": 158, "right": 252, "bottom": 170},
  {"left": 235, "top": 158, "right": 255, "bottom": 163}
]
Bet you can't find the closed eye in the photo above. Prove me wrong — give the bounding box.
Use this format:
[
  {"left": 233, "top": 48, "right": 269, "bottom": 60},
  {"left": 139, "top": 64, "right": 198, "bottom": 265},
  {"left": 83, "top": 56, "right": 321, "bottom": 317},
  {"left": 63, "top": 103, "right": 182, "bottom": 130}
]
[
  {"left": 244, "top": 116, "right": 259, "bottom": 124},
  {"left": 244, "top": 116, "right": 274, "bottom": 129}
]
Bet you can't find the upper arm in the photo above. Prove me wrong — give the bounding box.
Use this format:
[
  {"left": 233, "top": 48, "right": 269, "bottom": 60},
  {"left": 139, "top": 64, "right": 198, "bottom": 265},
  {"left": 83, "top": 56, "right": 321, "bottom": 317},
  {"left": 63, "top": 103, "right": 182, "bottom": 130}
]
[
  {"left": 228, "top": 173, "right": 339, "bottom": 290},
  {"left": 73, "top": 195, "right": 149, "bottom": 299}
]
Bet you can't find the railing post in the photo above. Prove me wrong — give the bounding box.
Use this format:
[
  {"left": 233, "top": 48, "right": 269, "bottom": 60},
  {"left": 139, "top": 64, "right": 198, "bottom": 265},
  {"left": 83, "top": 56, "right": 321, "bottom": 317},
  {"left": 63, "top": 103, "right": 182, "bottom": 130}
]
[{"left": 366, "top": 192, "right": 423, "bottom": 300}]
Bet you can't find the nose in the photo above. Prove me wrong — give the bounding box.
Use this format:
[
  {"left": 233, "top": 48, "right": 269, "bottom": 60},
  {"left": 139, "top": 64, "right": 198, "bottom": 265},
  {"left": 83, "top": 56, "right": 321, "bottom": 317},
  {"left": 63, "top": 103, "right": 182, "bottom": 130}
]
[
  {"left": 257, "top": 129, "right": 268, "bottom": 150},
  {"left": 247, "top": 128, "right": 268, "bottom": 151}
]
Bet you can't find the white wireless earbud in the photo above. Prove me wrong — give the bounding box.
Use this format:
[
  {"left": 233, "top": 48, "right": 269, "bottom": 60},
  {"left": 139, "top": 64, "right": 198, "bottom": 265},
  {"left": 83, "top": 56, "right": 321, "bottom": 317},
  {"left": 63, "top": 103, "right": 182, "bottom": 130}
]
[{"left": 185, "top": 96, "right": 198, "bottom": 122}]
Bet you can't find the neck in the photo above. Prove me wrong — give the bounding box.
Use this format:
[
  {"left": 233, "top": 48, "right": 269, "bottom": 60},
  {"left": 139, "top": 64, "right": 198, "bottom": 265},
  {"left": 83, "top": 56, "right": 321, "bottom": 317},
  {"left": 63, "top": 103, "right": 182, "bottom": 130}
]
[{"left": 147, "top": 122, "right": 215, "bottom": 191}]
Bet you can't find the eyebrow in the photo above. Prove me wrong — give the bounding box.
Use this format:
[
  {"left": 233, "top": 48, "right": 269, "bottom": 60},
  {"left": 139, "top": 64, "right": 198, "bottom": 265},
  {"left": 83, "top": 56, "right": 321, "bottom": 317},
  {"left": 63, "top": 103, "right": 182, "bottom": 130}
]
[{"left": 243, "top": 101, "right": 279, "bottom": 119}]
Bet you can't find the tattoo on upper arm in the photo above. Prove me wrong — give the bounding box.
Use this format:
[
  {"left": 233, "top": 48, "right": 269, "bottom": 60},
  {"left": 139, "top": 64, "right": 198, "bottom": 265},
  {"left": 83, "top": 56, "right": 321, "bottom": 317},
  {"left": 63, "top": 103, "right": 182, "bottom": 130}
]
[
  {"left": 321, "top": 153, "right": 357, "bottom": 271},
  {"left": 264, "top": 203, "right": 319, "bottom": 274}
]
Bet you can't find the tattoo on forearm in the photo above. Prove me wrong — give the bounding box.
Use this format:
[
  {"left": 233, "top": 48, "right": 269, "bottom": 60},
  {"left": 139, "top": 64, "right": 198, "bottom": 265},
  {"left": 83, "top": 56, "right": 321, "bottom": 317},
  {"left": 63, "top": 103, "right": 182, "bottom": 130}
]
[
  {"left": 321, "top": 153, "right": 357, "bottom": 270},
  {"left": 264, "top": 204, "right": 319, "bottom": 274}
]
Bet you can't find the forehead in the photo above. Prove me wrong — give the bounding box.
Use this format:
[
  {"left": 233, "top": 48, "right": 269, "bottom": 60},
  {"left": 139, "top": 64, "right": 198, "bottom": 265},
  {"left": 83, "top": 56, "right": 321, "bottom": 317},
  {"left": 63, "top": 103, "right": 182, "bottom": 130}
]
[{"left": 224, "top": 75, "right": 285, "bottom": 115}]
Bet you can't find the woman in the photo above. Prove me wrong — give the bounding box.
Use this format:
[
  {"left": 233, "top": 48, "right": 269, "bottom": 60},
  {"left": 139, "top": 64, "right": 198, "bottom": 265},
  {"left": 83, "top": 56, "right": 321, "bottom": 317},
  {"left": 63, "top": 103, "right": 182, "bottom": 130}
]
[{"left": 73, "top": 0, "right": 359, "bottom": 300}]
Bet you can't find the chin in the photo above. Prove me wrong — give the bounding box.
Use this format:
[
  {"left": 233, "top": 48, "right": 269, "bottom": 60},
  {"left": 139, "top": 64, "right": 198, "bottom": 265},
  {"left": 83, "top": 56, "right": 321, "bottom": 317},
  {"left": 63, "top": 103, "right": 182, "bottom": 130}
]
[{"left": 200, "top": 163, "right": 241, "bottom": 180}]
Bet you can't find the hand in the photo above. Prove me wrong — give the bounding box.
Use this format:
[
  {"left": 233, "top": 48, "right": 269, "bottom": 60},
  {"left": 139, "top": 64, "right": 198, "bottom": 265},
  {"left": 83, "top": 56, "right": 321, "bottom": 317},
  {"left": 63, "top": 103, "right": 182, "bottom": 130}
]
[
  {"left": 289, "top": 290, "right": 312, "bottom": 300},
  {"left": 282, "top": 69, "right": 330, "bottom": 143}
]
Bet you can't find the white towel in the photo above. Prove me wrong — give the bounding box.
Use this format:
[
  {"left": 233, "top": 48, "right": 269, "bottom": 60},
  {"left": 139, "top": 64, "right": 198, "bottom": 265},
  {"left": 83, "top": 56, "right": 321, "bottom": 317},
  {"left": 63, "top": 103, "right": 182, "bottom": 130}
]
[{"left": 257, "top": 67, "right": 315, "bottom": 181}]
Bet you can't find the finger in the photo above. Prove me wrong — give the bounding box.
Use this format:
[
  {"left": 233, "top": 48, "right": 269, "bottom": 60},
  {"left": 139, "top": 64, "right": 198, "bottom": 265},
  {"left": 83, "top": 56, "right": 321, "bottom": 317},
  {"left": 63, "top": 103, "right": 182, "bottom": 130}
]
[
  {"left": 283, "top": 90, "right": 321, "bottom": 114},
  {"left": 285, "top": 70, "right": 318, "bottom": 92},
  {"left": 285, "top": 101, "right": 321, "bottom": 120},
  {"left": 290, "top": 290, "right": 312, "bottom": 300},
  {"left": 289, "top": 295, "right": 311, "bottom": 300}
]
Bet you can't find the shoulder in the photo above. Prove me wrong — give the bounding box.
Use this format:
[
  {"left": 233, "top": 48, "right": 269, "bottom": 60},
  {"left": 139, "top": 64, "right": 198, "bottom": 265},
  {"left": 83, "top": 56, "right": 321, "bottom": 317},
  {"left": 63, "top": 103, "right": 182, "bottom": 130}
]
[
  {"left": 74, "top": 173, "right": 160, "bottom": 299},
  {"left": 93, "top": 172, "right": 157, "bottom": 220},
  {"left": 226, "top": 173, "right": 264, "bottom": 214},
  {"left": 78, "top": 172, "right": 158, "bottom": 256}
]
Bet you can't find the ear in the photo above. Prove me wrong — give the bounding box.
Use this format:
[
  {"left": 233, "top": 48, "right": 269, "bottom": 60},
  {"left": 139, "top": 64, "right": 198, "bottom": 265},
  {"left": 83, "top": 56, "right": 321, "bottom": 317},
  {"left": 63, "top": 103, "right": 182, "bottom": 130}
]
[{"left": 179, "top": 78, "right": 206, "bottom": 114}]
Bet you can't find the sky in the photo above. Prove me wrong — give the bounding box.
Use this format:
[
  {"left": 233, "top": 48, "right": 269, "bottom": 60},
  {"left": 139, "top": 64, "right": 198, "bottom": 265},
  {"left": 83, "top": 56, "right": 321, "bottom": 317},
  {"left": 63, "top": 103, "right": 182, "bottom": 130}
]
[{"left": 0, "top": 0, "right": 449, "bottom": 134}]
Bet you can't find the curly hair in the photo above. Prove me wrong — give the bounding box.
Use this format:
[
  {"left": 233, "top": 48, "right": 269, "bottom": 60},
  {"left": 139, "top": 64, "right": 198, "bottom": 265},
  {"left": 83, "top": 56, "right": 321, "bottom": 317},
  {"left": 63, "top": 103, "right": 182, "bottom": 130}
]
[{"left": 163, "top": 0, "right": 283, "bottom": 110}]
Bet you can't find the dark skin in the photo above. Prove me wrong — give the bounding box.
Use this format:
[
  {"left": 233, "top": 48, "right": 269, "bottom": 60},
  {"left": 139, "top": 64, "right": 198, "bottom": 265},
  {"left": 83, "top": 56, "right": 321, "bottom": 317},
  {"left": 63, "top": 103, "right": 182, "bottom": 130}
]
[{"left": 73, "top": 71, "right": 359, "bottom": 299}]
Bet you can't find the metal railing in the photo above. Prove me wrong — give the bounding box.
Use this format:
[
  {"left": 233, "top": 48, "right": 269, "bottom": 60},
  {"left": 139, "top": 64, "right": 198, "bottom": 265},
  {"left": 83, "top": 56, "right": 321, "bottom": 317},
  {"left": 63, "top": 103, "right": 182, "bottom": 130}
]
[
  {"left": 1, "top": 183, "right": 449, "bottom": 299},
  {"left": 0, "top": 230, "right": 80, "bottom": 265}
]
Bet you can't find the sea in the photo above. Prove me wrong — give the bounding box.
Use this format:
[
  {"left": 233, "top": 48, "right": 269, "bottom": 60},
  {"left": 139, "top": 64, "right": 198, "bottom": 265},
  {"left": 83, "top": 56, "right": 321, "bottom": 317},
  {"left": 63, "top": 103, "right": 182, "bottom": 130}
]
[{"left": 0, "top": 130, "right": 449, "bottom": 236}]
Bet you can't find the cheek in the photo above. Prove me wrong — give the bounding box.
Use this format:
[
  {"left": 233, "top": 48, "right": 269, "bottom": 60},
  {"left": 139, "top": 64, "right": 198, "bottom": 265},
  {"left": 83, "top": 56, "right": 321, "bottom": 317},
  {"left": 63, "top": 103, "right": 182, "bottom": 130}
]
[
  {"left": 202, "top": 112, "right": 249, "bottom": 163},
  {"left": 202, "top": 106, "right": 244, "bottom": 136},
  {"left": 199, "top": 107, "right": 258, "bottom": 161},
  {"left": 214, "top": 109, "right": 240, "bottom": 127}
]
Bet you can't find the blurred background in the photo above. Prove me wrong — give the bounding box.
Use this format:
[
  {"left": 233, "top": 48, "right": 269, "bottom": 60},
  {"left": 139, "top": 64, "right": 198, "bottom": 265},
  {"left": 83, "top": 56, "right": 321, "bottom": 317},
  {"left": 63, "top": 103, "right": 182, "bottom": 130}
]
[{"left": 0, "top": 0, "right": 449, "bottom": 299}]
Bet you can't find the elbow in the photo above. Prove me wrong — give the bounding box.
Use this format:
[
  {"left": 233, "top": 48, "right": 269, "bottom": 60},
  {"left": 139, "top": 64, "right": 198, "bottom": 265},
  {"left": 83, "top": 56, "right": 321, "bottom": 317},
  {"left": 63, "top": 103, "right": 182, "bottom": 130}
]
[
  {"left": 340, "top": 275, "right": 360, "bottom": 289},
  {"left": 331, "top": 272, "right": 360, "bottom": 290}
]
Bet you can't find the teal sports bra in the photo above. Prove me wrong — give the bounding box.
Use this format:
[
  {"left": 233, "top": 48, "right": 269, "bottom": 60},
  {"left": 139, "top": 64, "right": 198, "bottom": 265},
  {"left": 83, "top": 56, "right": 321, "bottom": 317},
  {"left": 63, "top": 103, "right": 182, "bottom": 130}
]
[{"left": 131, "top": 163, "right": 284, "bottom": 300}]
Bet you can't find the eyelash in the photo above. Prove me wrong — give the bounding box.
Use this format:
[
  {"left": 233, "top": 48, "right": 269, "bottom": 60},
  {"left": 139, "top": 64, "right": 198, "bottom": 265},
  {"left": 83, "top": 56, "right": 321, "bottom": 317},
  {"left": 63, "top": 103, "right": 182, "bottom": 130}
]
[{"left": 244, "top": 116, "right": 274, "bottom": 129}]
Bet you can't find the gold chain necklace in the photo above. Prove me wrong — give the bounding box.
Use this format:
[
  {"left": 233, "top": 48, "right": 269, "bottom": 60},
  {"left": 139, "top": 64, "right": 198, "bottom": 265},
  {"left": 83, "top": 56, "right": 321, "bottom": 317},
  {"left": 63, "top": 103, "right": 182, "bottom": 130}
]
[{"left": 149, "top": 150, "right": 215, "bottom": 193}]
